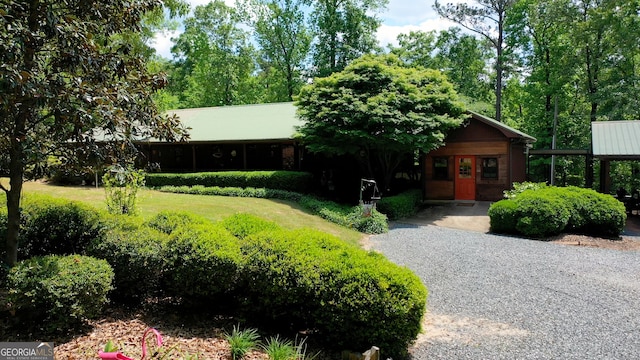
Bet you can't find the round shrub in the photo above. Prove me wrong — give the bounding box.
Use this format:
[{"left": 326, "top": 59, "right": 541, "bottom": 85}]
[
  {"left": 488, "top": 199, "right": 519, "bottom": 234},
  {"left": 7, "top": 255, "right": 113, "bottom": 333},
  {"left": 220, "top": 213, "right": 281, "bottom": 239},
  {"left": 514, "top": 190, "right": 570, "bottom": 238},
  {"left": 376, "top": 189, "right": 423, "bottom": 220},
  {"left": 240, "top": 228, "right": 427, "bottom": 359},
  {"left": 348, "top": 206, "right": 389, "bottom": 234},
  {"left": 164, "top": 224, "right": 243, "bottom": 301},
  {"left": 145, "top": 210, "right": 211, "bottom": 235},
  {"left": 87, "top": 223, "right": 169, "bottom": 303},
  {"left": 18, "top": 193, "right": 105, "bottom": 259},
  {"left": 562, "top": 187, "right": 626, "bottom": 237}
]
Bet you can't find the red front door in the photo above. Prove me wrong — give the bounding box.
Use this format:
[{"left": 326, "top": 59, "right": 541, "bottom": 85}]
[{"left": 455, "top": 156, "right": 476, "bottom": 200}]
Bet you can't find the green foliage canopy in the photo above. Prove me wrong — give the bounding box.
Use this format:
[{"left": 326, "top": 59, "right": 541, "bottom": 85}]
[
  {"left": 0, "top": 0, "right": 188, "bottom": 266},
  {"left": 295, "top": 54, "right": 465, "bottom": 189}
]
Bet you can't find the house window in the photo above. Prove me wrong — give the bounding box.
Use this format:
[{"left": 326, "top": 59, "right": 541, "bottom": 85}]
[
  {"left": 433, "top": 157, "right": 449, "bottom": 180},
  {"left": 482, "top": 158, "right": 498, "bottom": 179}
]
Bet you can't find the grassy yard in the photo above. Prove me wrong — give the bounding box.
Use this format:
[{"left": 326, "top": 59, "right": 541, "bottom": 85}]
[{"left": 19, "top": 181, "right": 363, "bottom": 245}]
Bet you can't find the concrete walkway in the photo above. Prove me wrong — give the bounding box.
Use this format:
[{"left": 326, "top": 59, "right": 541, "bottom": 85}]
[{"left": 395, "top": 201, "right": 640, "bottom": 238}]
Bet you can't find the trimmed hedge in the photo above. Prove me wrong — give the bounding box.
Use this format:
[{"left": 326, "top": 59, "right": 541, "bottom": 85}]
[
  {"left": 157, "top": 185, "right": 303, "bottom": 202},
  {"left": 7, "top": 255, "right": 113, "bottom": 332},
  {"left": 87, "top": 221, "right": 169, "bottom": 303},
  {"left": 489, "top": 186, "right": 626, "bottom": 238},
  {"left": 146, "top": 171, "right": 314, "bottom": 193},
  {"left": 240, "top": 228, "right": 427, "bottom": 358},
  {"left": 20, "top": 194, "right": 105, "bottom": 258},
  {"left": 376, "top": 189, "right": 423, "bottom": 220},
  {"left": 221, "top": 213, "right": 281, "bottom": 239},
  {"left": 145, "top": 210, "right": 211, "bottom": 235},
  {"left": 512, "top": 190, "right": 570, "bottom": 237},
  {"left": 164, "top": 223, "right": 243, "bottom": 300}
]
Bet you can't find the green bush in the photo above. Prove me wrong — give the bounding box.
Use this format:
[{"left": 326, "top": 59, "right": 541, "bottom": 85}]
[
  {"left": 145, "top": 210, "right": 211, "bottom": 235},
  {"left": 503, "top": 181, "right": 548, "bottom": 199},
  {"left": 7, "top": 255, "right": 113, "bottom": 332},
  {"left": 87, "top": 221, "right": 169, "bottom": 303},
  {"left": 488, "top": 199, "right": 519, "bottom": 234},
  {"left": 146, "top": 171, "right": 314, "bottom": 193},
  {"left": 164, "top": 223, "right": 243, "bottom": 301},
  {"left": 347, "top": 206, "right": 389, "bottom": 234},
  {"left": 513, "top": 190, "right": 570, "bottom": 238},
  {"left": 157, "top": 185, "right": 303, "bottom": 202},
  {"left": 376, "top": 189, "right": 423, "bottom": 220},
  {"left": 18, "top": 194, "right": 106, "bottom": 259},
  {"left": 220, "top": 213, "right": 281, "bottom": 239},
  {"left": 491, "top": 185, "right": 627, "bottom": 238},
  {"left": 562, "top": 187, "right": 626, "bottom": 237},
  {"left": 240, "top": 228, "right": 427, "bottom": 358}
]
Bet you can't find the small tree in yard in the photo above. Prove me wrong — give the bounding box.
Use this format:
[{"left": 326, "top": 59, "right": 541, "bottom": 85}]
[
  {"left": 295, "top": 53, "right": 466, "bottom": 192},
  {"left": 0, "top": 0, "right": 189, "bottom": 267},
  {"left": 103, "top": 164, "right": 146, "bottom": 215}
]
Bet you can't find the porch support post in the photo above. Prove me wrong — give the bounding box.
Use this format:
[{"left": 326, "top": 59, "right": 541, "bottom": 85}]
[{"left": 599, "top": 159, "right": 611, "bottom": 193}]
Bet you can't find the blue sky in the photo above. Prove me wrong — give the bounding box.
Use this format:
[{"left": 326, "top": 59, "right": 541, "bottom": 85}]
[{"left": 150, "top": 0, "right": 468, "bottom": 59}]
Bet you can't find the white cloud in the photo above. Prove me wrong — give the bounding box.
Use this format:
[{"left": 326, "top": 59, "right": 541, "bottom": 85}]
[
  {"left": 376, "top": 18, "right": 460, "bottom": 49},
  {"left": 150, "top": 30, "right": 180, "bottom": 59}
]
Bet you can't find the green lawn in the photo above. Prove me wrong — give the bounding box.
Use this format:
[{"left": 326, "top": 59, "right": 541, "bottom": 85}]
[{"left": 19, "top": 181, "right": 363, "bottom": 245}]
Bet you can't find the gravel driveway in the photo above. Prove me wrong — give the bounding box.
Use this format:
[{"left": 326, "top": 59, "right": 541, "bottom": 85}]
[{"left": 370, "top": 224, "right": 640, "bottom": 359}]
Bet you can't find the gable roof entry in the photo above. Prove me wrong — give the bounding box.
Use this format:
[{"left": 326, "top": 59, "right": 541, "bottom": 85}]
[
  {"left": 164, "top": 102, "right": 299, "bottom": 143},
  {"left": 467, "top": 111, "right": 536, "bottom": 143},
  {"left": 592, "top": 120, "right": 640, "bottom": 159}
]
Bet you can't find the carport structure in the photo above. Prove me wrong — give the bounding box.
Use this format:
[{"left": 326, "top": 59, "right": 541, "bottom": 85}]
[
  {"left": 528, "top": 120, "right": 640, "bottom": 193},
  {"left": 592, "top": 120, "right": 640, "bottom": 193}
]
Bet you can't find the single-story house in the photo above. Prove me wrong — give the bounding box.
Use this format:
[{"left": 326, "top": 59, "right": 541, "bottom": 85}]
[
  {"left": 137, "top": 102, "right": 303, "bottom": 172},
  {"left": 140, "top": 103, "right": 536, "bottom": 201},
  {"left": 423, "top": 111, "right": 536, "bottom": 201}
]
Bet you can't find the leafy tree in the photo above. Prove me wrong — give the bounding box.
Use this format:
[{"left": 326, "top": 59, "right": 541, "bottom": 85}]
[
  {"left": 390, "top": 29, "right": 494, "bottom": 115},
  {"left": 0, "top": 0, "right": 188, "bottom": 266},
  {"left": 434, "top": 28, "right": 495, "bottom": 104},
  {"left": 171, "top": 0, "right": 259, "bottom": 107},
  {"left": 305, "top": 0, "right": 388, "bottom": 77},
  {"left": 434, "top": 0, "right": 518, "bottom": 122},
  {"left": 390, "top": 30, "right": 439, "bottom": 69},
  {"left": 238, "top": 0, "right": 312, "bottom": 101},
  {"left": 295, "top": 54, "right": 465, "bottom": 191}
]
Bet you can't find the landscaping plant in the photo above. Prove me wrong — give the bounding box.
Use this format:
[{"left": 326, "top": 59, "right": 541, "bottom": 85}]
[
  {"left": 103, "top": 164, "right": 146, "bottom": 215},
  {"left": 225, "top": 325, "right": 260, "bottom": 360}
]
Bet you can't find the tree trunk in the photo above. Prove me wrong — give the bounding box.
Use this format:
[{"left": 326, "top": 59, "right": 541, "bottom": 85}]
[
  {"left": 5, "top": 118, "right": 26, "bottom": 267},
  {"left": 495, "top": 11, "right": 504, "bottom": 123}
]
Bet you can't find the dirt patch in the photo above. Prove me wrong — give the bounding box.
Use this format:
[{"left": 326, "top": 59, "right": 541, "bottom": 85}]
[
  {"left": 549, "top": 233, "right": 640, "bottom": 251},
  {"left": 413, "top": 313, "right": 528, "bottom": 347}
]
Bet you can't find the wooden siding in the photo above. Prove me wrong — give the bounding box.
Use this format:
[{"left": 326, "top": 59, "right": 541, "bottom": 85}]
[
  {"left": 428, "top": 141, "right": 508, "bottom": 156},
  {"left": 424, "top": 140, "right": 513, "bottom": 201},
  {"left": 425, "top": 180, "right": 455, "bottom": 200}
]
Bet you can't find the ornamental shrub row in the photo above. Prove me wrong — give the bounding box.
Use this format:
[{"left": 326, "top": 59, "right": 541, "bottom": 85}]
[
  {"left": 3, "top": 195, "right": 426, "bottom": 358},
  {"left": 489, "top": 185, "right": 626, "bottom": 238},
  {"left": 146, "top": 171, "right": 314, "bottom": 193}
]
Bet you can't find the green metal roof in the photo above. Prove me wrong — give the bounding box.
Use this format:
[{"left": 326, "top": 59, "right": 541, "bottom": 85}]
[
  {"left": 158, "top": 104, "right": 537, "bottom": 145},
  {"left": 165, "top": 102, "right": 299, "bottom": 143},
  {"left": 592, "top": 120, "right": 640, "bottom": 159}
]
